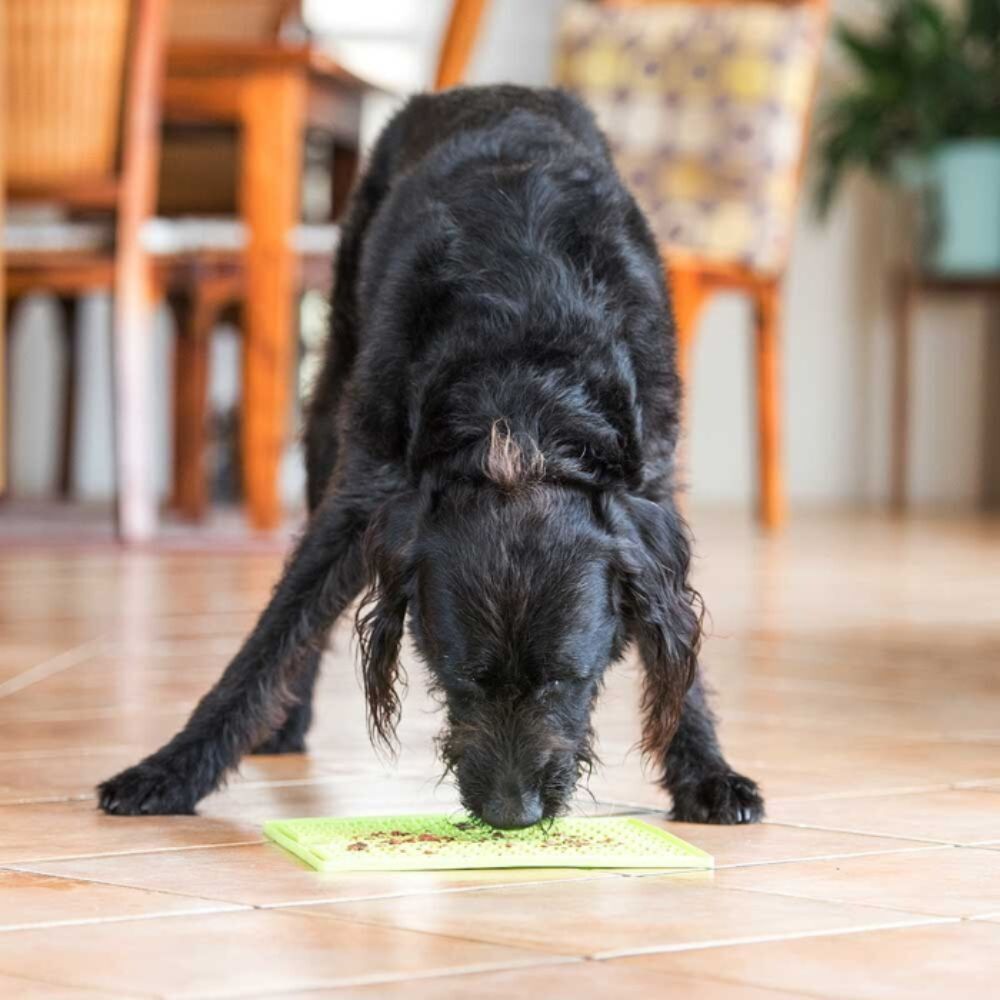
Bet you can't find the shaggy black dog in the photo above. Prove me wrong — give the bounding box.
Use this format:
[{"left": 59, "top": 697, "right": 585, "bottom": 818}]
[{"left": 99, "top": 85, "right": 763, "bottom": 829}]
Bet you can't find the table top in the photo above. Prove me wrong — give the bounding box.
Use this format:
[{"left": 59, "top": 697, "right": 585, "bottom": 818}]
[
  {"left": 166, "top": 40, "right": 379, "bottom": 92},
  {"left": 902, "top": 270, "right": 1000, "bottom": 294}
]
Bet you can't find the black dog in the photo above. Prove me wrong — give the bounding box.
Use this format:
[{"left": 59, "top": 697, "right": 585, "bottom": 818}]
[{"left": 99, "top": 86, "right": 763, "bottom": 829}]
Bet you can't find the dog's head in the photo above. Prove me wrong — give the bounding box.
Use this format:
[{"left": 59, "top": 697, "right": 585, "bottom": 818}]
[{"left": 356, "top": 431, "right": 699, "bottom": 828}]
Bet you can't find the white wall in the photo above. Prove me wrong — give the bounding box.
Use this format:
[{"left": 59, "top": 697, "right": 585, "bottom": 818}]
[{"left": 6, "top": 0, "right": 995, "bottom": 510}]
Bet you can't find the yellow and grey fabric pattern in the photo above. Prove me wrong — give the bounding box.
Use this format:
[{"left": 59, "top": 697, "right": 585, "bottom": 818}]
[{"left": 558, "top": 1, "right": 823, "bottom": 274}]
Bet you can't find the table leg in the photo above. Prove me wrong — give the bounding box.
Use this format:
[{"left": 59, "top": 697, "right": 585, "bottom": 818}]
[
  {"left": 239, "top": 70, "right": 306, "bottom": 531},
  {"left": 331, "top": 143, "right": 359, "bottom": 221},
  {"left": 890, "top": 275, "right": 913, "bottom": 512}
]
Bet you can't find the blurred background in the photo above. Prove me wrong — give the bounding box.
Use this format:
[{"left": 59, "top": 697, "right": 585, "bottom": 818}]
[{"left": 2, "top": 0, "right": 999, "bottom": 542}]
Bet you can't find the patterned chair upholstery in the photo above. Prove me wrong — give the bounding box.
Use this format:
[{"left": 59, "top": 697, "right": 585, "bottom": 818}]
[{"left": 558, "top": 1, "right": 825, "bottom": 275}]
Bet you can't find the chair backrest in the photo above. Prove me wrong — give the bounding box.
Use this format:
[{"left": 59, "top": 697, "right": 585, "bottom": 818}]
[
  {"left": 558, "top": 0, "right": 828, "bottom": 275},
  {"left": 168, "top": 0, "right": 299, "bottom": 43},
  {"left": 5, "top": 0, "right": 133, "bottom": 203}
]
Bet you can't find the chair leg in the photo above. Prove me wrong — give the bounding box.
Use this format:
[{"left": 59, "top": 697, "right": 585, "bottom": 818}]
[
  {"left": 668, "top": 265, "right": 710, "bottom": 500},
  {"left": 331, "top": 143, "right": 359, "bottom": 222},
  {"left": 753, "top": 282, "right": 785, "bottom": 530},
  {"left": 56, "top": 296, "right": 79, "bottom": 498},
  {"left": 670, "top": 266, "right": 709, "bottom": 394},
  {"left": 1, "top": 298, "right": 17, "bottom": 499},
  {"left": 169, "top": 282, "right": 228, "bottom": 522}
]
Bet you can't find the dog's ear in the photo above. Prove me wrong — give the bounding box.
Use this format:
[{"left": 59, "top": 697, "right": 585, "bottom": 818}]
[
  {"left": 356, "top": 492, "right": 421, "bottom": 753},
  {"left": 611, "top": 495, "right": 702, "bottom": 759}
]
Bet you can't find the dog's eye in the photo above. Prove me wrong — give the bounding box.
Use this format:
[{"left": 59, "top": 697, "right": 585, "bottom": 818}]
[{"left": 538, "top": 679, "right": 567, "bottom": 699}]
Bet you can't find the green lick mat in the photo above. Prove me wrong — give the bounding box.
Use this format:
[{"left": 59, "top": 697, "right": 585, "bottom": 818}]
[{"left": 263, "top": 814, "right": 714, "bottom": 872}]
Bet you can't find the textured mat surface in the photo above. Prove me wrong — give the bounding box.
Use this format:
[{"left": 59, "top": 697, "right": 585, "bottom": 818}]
[{"left": 263, "top": 814, "right": 714, "bottom": 872}]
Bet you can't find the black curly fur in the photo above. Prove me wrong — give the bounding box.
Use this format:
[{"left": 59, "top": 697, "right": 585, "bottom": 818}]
[{"left": 98, "top": 85, "right": 762, "bottom": 828}]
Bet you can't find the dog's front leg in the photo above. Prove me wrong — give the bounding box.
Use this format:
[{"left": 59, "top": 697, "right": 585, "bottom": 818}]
[
  {"left": 626, "top": 493, "right": 764, "bottom": 825},
  {"left": 661, "top": 670, "right": 765, "bottom": 825},
  {"left": 98, "top": 471, "right": 396, "bottom": 815}
]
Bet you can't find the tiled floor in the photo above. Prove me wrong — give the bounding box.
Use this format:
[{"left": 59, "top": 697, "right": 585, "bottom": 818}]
[{"left": 0, "top": 511, "right": 998, "bottom": 998}]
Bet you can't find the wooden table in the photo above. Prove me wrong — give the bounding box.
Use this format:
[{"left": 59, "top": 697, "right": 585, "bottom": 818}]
[
  {"left": 891, "top": 270, "right": 1000, "bottom": 510},
  {"left": 163, "top": 42, "right": 369, "bottom": 530}
]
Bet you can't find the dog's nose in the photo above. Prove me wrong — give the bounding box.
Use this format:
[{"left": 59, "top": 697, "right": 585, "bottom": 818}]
[{"left": 481, "top": 789, "right": 544, "bottom": 830}]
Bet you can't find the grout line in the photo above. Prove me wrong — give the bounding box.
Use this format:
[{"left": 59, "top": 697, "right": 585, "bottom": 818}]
[
  {"left": 0, "top": 705, "right": 190, "bottom": 724},
  {"left": 0, "top": 794, "right": 94, "bottom": 807},
  {"left": 620, "top": 842, "right": 957, "bottom": 876},
  {"left": 758, "top": 819, "right": 956, "bottom": 846},
  {"left": 266, "top": 905, "right": 581, "bottom": 964},
  {"left": 682, "top": 867, "right": 989, "bottom": 921},
  {"left": 0, "top": 903, "right": 250, "bottom": 934},
  {"left": 593, "top": 914, "right": 959, "bottom": 960},
  {"left": 262, "top": 872, "right": 626, "bottom": 911},
  {"left": 3, "top": 863, "right": 270, "bottom": 910},
  {"left": 0, "top": 746, "right": 138, "bottom": 762},
  {"left": 713, "top": 843, "right": 955, "bottom": 868},
  {"left": 0, "top": 640, "right": 102, "bottom": 699},
  {"left": 5, "top": 838, "right": 266, "bottom": 867},
  {"left": 765, "top": 782, "right": 957, "bottom": 804},
  {"left": 8, "top": 862, "right": 623, "bottom": 913}
]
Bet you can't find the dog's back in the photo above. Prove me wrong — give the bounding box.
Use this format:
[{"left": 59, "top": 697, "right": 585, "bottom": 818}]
[{"left": 306, "top": 85, "right": 680, "bottom": 504}]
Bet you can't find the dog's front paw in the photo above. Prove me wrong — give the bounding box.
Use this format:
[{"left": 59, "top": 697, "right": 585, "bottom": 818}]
[
  {"left": 98, "top": 759, "right": 199, "bottom": 816},
  {"left": 670, "top": 770, "right": 764, "bottom": 825}
]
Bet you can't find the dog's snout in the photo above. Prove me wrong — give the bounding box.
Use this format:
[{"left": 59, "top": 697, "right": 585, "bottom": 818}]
[{"left": 481, "top": 788, "right": 543, "bottom": 830}]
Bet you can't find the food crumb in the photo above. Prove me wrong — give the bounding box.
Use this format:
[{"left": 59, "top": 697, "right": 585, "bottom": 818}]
[{"left": 346, "top": 842, "right": 368, "bottom": 851}]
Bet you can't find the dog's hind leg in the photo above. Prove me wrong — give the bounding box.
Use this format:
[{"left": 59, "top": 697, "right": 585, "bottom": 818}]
[
  {"left": 662, "top": 670, "right": 765, "bottom": 824},
  {"left": 250, "top": 649, "right": 320, "bottom": 754},
  {"left": 249, "top": 400, "right": 344, "bottom": 757},
  {"left": 98, "top": 466, "right": 399, "bottom": 815}
]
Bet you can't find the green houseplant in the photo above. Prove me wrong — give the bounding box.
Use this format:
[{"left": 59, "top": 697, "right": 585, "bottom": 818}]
[{"left": 816, "top": 0, "right": 1000, "bottom": 274}]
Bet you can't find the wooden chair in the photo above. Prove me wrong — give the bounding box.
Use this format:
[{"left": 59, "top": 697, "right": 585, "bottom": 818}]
[
  {"left": 0, "top": 2, "right": 6, "bottom": 498},
  {"left": 3, "top": 0, "right": 167, "bottom": 540},
  {"left": 167, "top": 0, "right": 491, "bottom": 524},
  {"left": 559, "top": 0, "right": 828, "bottom": 529}
]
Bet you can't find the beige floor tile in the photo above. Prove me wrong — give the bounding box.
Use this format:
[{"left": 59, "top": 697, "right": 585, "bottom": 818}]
[
  {"left": 0, "top": 909, "right": 560, "bottom": 999},
  {"left": 0, "top": 641, "right": 97, "bottom": 687},
  {"left": 196, "top": 773, "right": 462, "bottom": 823},
  {"left": 0, "top": 799, "right": 260, "bottom": 866},
  {"left": 279, "top": 959, "right": 804, "bottom": 1000},
  {"left": 623, "top": 817, "right": 940, "bottom": 868},
  {"left": 713, "top": 683, "right": 1000, "bottom": 738},
  {"left": 712, "top": 726, "right": 1000, "bottom": 791},
  {"left": 0, "top": 713, "right": 189, "bottom": 757},
  {"left": 625, "top": 921, "right": 998, "bottom": 1000},
  {"left": 0, "top": 748, "right": 385, "bottom": 805},
  {"left": 0, "top": 870, "right": 242, "bottom": 931},
  {"left": 289, "top": 875, "right": 936, "bottom": 958},
  {"left": 767, "top": 788, "right": 1000, "bottom": 845},
  {"left": 709, "top": 846, "right": 1000, "bottom": 917},
  {"left": 15, "top": 842, "right": 620, "bottom": 909},
  {"left": 584, "top": 756, "right": 953, "bottom": 809}
]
